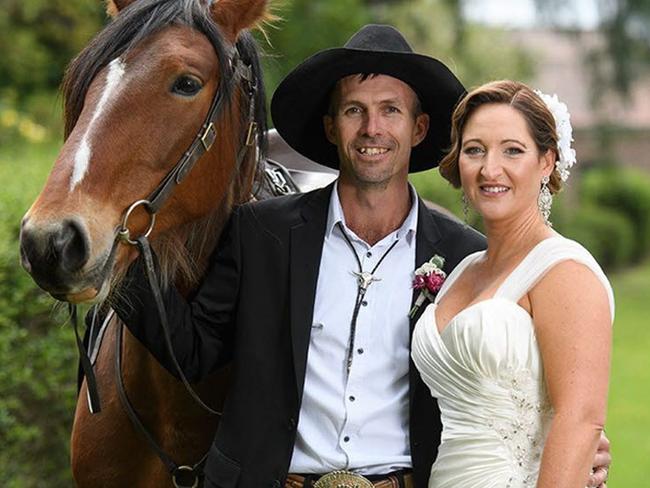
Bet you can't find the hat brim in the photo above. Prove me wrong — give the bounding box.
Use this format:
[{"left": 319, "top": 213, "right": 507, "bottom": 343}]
[{"left": 271, "top": 47, "right": 466, "bottom": 173}]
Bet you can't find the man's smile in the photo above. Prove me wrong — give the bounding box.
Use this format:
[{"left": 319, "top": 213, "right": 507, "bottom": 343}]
[{"left": 357, "top": 146, "right": 390, "bottom": 156}]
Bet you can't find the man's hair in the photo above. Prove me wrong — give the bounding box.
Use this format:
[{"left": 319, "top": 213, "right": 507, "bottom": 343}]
[{"left": 327, "top": 73, "right": 423, "bottom": 118}]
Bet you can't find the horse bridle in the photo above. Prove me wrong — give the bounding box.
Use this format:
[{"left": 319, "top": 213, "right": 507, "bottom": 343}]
[{"left": 71, "top": 41, "right": 259, "bottom": 488}]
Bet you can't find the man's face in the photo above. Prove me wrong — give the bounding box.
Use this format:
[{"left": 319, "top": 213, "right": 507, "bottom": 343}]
[{"left": 323, "top": 74, "right": 429, "bottom": 188}]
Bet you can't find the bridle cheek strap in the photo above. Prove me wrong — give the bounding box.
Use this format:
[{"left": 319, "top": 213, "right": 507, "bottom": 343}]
[{"left": 147, "top": 47, "right": 257, "bottom": 214}]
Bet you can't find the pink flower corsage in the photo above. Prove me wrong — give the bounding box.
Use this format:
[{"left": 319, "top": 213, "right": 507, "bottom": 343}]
[{"left": 409, "top": 255, "right": 446, "bottom": 318}]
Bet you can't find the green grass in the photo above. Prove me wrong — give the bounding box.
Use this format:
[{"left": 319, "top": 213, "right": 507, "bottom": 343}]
[
  {"left": 606, "top": 260, "right": 650, "bottom": 486},
  {"left": 0, "top": 138, "right": 59, "bottom": 210}
]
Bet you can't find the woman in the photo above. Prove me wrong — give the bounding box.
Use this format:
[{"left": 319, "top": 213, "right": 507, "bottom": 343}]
[{"left": 411, "top": 80, "right": 614, "bottom": 487}]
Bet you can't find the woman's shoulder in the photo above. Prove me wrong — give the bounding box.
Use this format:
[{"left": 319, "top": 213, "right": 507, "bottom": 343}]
[
  {"left": 529, "top": 235, "right": 615, "bottom": 321},
  {"left": 535, "top": 235, "right": 605, "bottom": 273}
]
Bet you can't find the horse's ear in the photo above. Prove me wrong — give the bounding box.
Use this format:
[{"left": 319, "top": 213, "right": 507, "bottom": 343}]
[
  {"left": 105, "top": 0, "right": 137, "bottom": 18},
  {"left": 210, "top": 0, "right": 269, "bottom": 42}
]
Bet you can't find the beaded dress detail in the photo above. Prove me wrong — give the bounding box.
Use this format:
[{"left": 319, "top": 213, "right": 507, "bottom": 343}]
[{"left": 411, "top": 237, "right": 614, "bottom": 488}]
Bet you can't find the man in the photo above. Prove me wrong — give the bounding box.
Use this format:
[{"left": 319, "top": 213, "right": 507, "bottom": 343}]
[{"left": 117, "top": 24, "right": 610, "bottom": 488}]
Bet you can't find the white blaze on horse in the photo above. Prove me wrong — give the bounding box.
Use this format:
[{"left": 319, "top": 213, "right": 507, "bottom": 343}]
[{"left": 19, "top": 0, "right": 271, "bottom": 486}]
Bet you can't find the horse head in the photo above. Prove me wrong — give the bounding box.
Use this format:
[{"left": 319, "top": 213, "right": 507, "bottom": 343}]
[{"left": 20, "top": 0, "right": 269, "bottom": 304}]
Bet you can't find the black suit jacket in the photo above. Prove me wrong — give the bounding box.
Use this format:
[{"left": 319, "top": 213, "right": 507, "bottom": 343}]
[{"left": 117, "top": 184, "right": 486, "bottom": 488}]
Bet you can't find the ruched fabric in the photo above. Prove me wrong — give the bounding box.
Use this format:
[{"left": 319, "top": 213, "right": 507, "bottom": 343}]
[{"left": 412, "top": 236, "right": 614, "bottom": 487}]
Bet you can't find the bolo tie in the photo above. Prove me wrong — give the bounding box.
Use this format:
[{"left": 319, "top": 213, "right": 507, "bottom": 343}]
[{"left": 337, "top": 222, "right": 400, "bottom": 376}]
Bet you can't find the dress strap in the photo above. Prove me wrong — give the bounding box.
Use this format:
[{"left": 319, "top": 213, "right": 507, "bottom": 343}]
[
  {"left": 434, "top": 250, "right": 484, "bottom": 304},
  {"left": 494, "top": 236, "right": 615, "bottom": 322}
]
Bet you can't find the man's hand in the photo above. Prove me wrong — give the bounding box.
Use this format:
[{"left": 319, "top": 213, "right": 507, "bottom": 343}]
[{"left": 588, "top": 431, "right": 611, "bottom": 487}]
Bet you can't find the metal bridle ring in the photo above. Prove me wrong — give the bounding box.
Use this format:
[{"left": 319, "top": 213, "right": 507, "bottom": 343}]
[
  {"left": 172, "top": 465, "right": 199, "bottom": 488},
  {"left": 117, "top": 199, "right": 156, "bottom": 246}
]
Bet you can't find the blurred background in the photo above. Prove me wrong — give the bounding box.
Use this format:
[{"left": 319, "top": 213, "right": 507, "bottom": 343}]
[{"left": 1, "top": 0, "right": 648, "bottom": 486}]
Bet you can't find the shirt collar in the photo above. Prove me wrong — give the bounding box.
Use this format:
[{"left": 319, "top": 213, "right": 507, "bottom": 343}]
[{"left": 325, "top": 180, "right": 419, "bottom": 244}]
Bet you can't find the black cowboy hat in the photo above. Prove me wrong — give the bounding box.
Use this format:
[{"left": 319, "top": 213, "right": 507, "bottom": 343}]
[{"left": 271, "top": 24, "right": 466, "bottom": 173}]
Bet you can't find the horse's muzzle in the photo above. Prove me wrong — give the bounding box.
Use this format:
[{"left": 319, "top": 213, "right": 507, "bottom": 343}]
[{"left": 20, "top": 216, "right": 94, "bottom": 297}]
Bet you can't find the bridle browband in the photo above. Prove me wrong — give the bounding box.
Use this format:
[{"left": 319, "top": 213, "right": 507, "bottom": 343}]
[{"left": 71, "top": 39, "right": 259, "bottom": 488}]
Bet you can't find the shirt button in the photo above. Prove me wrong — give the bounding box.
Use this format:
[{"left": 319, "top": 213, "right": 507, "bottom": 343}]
[
  {"left": 366, "top": 251, "right": 372, "bottom": 258},
  {"left": 357, "top": 348, "right": 364, "bottom": 354},
  {"left": 361, "top": 300, "right": 368, "bottom": 307},
  {"left": 349, "top": 396, "right": 355, "bottom": 402},
  {"left": 343, "top": 436, "right": 350, "bottom": 442}
]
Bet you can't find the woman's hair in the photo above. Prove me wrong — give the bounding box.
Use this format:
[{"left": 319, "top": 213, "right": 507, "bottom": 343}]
[{"left": 439, "top": 80, "right": 562, "bottom": 194}]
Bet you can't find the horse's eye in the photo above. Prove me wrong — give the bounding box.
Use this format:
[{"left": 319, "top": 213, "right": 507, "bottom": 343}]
[{"left": 171, "top": 76, "right": 203, "bottom": 96}]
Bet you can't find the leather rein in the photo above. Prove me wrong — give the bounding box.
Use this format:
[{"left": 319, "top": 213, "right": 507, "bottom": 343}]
[{"left": 70, "top": 41, "right": 258, "bottom": 488}]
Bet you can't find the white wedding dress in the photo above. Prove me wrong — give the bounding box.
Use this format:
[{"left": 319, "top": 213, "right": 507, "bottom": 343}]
[{"left": 412, "top": 236, "right": 614, "bottom": 488}]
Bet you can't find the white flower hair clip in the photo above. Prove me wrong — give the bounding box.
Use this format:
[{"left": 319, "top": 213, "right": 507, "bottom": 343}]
[{"left": 534, "top": 90, "right": 577, "bottom": 182}]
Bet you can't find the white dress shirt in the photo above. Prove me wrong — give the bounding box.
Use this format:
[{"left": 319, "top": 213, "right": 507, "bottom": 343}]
[{"left": 289, "top": 183, "right": 418, "bottom": 474}]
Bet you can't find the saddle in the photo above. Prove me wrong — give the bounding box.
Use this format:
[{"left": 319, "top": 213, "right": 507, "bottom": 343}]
[{"left": 256, "top": 129, "right": 337, "bottom": 199}]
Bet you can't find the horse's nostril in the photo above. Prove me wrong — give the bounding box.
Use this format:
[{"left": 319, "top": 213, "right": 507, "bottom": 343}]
[
  {"left": 19, "top": 236, "right": 33, "bottom": 273},
  {"left": 55, "top": 220, "right": 90, "bottom": 273}
]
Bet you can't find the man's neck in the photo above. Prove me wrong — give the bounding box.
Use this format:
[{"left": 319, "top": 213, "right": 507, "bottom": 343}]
[{"left": 337, "top": 178, "right": 413, "bottom": 246}]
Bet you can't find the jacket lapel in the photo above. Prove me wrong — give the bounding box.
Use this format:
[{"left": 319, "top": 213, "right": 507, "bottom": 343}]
[
  {"left": 409, "top": 199, "right": 446, "bottom": 410},
  {"left": 411, "top": 198, "right": 445, "bottom": 328},
  {"left": 289, "top": 183, "right": 333, "bottom": 395}
]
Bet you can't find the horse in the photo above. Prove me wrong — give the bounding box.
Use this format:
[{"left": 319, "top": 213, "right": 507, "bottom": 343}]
[{"left": 19, "top": 0, "right": 273, "bottom": 486}]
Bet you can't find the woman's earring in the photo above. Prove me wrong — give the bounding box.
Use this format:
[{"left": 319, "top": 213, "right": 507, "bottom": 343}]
[
  {"left": 462, "top": 193, "right": 470, "bottom": 224},
  {"left": 538, "top": 175, "right": 553, "bottom": 227}
]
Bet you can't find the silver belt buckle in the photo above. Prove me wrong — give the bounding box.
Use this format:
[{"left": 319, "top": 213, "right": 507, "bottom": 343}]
[{"left": 313, "top": 470, "right": 374, "bottom": 488}]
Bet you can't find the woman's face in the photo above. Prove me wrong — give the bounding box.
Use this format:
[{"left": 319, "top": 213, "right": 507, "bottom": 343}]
[{"left": 458, "top": 103, "right": 554, "bottom": 226}]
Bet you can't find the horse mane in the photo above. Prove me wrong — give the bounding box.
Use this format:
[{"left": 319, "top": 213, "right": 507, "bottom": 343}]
[{"left": 61, "top": 0, "right": 267, "bottom": 295}]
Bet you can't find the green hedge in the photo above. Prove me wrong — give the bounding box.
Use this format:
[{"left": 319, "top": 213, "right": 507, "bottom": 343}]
[
  {"left": 559, "top": 204, "right": 636, "bottom": 270},
  {"left": 580, "top": 167, "right": 650, "bottom": 262},
  {"left": 0, "top": 139, "right": 77, "bottom": 487}
]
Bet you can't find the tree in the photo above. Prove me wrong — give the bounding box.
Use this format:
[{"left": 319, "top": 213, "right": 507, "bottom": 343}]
[
  {"left": 260, "top": 0, "right": 533, "bottom": 112},
  {"left": 0, "top": 0, "right": 105, "bottom": 101},
  {"left": 258, "top": 0, "right": 371, "bottom": 100},
  {"left": 534, "top": 0, "right": 650, "bottom": 100},
  {"left": 368, "top": 0, "right": 534, "bottom": 90},
  {"left": 592, "top": 0, "right": 650, "bottom": 99}
]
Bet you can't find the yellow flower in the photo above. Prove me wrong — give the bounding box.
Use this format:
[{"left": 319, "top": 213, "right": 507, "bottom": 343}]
[
  {"left": 18, "top": 119, "right": 47, "bottom": 142},
  {"left": 0, "top": 108, "right": 19, "bottom": 128}
]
